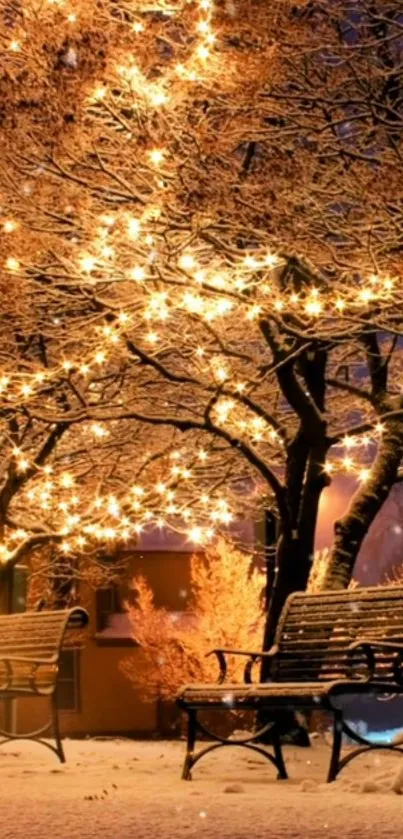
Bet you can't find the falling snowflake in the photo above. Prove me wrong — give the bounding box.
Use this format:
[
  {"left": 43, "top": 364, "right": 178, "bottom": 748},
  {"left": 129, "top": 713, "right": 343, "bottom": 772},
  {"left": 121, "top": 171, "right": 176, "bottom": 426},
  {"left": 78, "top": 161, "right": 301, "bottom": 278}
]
[{"left": 61, "top": 47, "right": 77, "bottom": 68}]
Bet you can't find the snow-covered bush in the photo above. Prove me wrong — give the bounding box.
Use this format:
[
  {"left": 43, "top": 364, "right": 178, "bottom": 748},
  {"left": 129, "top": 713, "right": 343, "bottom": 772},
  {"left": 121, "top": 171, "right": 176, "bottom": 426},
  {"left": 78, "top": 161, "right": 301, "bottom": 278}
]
[{"left": 122, "top": 539, "right": 265, "bottom": 702}]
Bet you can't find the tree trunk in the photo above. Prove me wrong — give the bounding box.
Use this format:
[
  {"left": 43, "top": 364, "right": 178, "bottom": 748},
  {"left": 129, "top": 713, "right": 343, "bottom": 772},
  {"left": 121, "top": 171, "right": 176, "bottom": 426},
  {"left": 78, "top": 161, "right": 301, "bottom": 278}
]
[
  {"left": 258, "top": 433, "right": 330, "bottom": 745},
  {"left": 322, "top": 421, "right": 403, "bottom": 590},
  {"left": 257, "top": 532, "right": 312, "bottom": 746},
  {"left": 263, "top": 533, "right": 310, "bottom": 651},
  {"left": 263, "top": 435, "right": 330, "bottom": 650},
  {"left": 257, "top": 342, "right": 328, "bottom": 743},
  {"left": 263, "top": 509, "right": 278, "bottom": 612}
]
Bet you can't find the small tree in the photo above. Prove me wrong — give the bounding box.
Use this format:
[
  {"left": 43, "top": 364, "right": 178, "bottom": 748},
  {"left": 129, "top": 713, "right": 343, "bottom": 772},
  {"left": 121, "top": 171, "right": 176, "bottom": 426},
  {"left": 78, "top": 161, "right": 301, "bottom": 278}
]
[{"left": 122, "top": 539, "right": 265, "bottom": 703}]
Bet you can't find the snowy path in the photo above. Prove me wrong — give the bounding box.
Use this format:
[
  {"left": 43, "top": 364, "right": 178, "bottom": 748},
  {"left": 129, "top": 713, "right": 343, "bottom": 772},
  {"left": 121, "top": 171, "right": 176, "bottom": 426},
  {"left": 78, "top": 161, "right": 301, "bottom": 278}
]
[{"left": 0, "top": 738, "right": 402, "bottom": 838}]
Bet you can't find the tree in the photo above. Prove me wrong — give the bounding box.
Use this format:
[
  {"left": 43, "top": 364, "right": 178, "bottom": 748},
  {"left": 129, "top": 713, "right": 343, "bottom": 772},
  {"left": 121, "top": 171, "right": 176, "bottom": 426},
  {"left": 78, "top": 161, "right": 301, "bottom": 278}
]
[
  {"left": 1, "top": 0, "right": 403, "bottom": 654},
  {"left": 122, "top": 538, "right": 265, "bottom": 703}
]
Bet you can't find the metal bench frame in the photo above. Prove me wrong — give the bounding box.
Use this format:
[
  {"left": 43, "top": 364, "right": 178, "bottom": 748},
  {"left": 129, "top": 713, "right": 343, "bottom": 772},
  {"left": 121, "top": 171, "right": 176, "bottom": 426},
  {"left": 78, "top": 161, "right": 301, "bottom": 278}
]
[
  {"left": 0, "top": 607, "right": 88, "bottom": 761},
  {"left": 177, "top": 587, "right": 403, "bottom": 782}
]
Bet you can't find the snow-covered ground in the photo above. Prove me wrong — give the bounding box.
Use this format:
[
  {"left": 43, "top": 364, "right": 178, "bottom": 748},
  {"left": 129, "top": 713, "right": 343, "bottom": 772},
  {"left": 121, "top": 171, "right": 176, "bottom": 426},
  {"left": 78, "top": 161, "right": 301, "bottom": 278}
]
[{"left": 1, "top": 736, "right": 403, "bottom": 838}]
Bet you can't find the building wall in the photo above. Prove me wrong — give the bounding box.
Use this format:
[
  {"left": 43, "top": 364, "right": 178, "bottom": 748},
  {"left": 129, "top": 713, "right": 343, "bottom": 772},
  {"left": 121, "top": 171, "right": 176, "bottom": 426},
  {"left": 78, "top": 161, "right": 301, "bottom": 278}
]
[
  {"left": 1, "top": 550, "right": 193, "bottom": 737},
  {"left": 8, "top": 646, "right": 157, "bottom": 737}
]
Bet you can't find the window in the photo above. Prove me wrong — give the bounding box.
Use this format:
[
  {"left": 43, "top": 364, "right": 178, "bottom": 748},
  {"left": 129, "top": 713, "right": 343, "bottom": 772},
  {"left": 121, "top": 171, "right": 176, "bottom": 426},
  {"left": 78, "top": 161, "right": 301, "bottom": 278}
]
[
  {"left": 10, "top": 565, "right": 28, "bottom": 613},
  {"left": 130, "top": 551, "right": 192, "bottom": 611},
  {"left": 95, "top": 585, "right": 122, "bottom": 632},
  {"left": 95, "top": 585, "right": 135, "bottom": 646},
  {"left": 57, "top": 649, "right": 79, "bottom": 711}
]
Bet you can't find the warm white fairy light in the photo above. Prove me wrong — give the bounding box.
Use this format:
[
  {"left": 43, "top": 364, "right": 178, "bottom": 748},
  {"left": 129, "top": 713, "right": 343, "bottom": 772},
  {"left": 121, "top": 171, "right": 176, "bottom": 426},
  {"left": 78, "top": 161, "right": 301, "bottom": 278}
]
[
  {"left": 130, "top": 266, "right": 146, "bottom": 282},
  {"left": 0, "top": 0, "right": 401, "bottom": 571},
  {"left": 342, "top": 436, "right": 355, "bottom": 449},
  {"left": 305, "top": 298, "right": 322, "bottom": 317},
  {"left": 149, "top": 88, "right": 168, "bottom": 107},
  {"left": 149, "top": 149, "right": 165, "bottom": 166},
  {"left": 92, "top": 85, "right": 107, "bottom": 101},
  {"left": 359, "top": 288, "right": 375, "bottom": 303},
  {"left": 92, "top": 423, "right": 107, "bottom": 438},
  {"left": 80, "top": 255, "right": 97, "bottom": 273},
  {"left": 188, "top": 525, "right": 204, "bottom": 543},
  {"left": 179, "top": 253, "right": 196, "bottom": 271},
  {"left": 60, "top": 473, "right": 74, "bottom": 489},
  {"left": 3, "top": 220, "right": 17, "bottom": 233},
  {"left": 127, "top": 218, "right": 141, "bottom": 238},
  {"left": 5, "top": 257, "right": 20, "bottom": 272}
]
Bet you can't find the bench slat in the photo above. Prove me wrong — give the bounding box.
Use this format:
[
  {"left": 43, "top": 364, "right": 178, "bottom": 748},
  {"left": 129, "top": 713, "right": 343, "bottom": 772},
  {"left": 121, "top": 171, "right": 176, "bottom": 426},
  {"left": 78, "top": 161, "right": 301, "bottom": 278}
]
[
  {"left": 284, "top": 611, "right": 403, "bottom": 626},
  {"left": 287, "top": 591, "right": 403, "bottom": 608},
  {"left": 272, "top": 588, "right": 403, "bottom": 684}
]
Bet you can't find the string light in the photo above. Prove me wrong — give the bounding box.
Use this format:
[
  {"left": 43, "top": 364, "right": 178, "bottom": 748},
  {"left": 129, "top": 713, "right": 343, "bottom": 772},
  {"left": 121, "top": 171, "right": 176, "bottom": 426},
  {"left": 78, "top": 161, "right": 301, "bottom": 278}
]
[
  {"left": 80, "top": 255, "right": 96, "bottom": 273},
  {"left": 149, "top": 149, "right": 165, "bottom": 166},
  {"left": 179, "top": 254, "right": 196, "bottom": 271},
  {"left": 5, "top": 257, "right": 20, "bottom": 272},
  {"left": 305, "top": 298, "right": 322, "bottom": 317},
  {"left": 92, "top": 86, "right": 107, "bottom": 101},
  {"left": 0, "top": 0, "right": 401, "bottom": 567},
  {"left": 3, "top": 220, "right": 17, "bottom": 233},
  {"left": 130, "top": 266, "right": 146, "bottom": 281}
]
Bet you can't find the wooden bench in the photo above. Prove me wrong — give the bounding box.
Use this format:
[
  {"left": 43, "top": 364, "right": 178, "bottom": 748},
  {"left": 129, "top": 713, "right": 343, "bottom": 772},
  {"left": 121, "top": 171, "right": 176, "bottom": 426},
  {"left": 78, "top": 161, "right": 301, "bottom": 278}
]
[
  {"left": 0, "top": 607, "right": 88, "bottom": 761},
  {"left": 177, "top": 586, "right": 403, "bottom": 782}
]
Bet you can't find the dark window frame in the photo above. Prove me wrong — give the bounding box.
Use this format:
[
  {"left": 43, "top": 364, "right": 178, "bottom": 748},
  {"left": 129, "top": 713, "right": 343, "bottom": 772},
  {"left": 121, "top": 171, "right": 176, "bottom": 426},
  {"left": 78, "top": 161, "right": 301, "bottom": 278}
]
[
  {"left": 94, "top": 584, "right": 138, "bottom": 647},
  {"left": 95, "top": 585, "right": 123, "bottom": 633},
  {"left": 57, "top": 649, "right": 80, "bottom": 712}
]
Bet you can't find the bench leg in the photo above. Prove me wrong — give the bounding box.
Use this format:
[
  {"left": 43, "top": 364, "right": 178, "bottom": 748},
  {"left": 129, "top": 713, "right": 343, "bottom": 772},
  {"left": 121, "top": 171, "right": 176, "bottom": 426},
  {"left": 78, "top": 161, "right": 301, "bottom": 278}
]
[
  {"left": 182, "top": 709, "right": 197, "bottom": 780},
  {"left": 51, "top": 693, "right": 66, "bottom": 764},
  {"left": 272, "top": 726, "right": 288, "bottom": 780},
  {"left": 327, "top": 710, "right": 343, "bottom": 783},
  {"left": 179, "top": 710, "right": 288, "bottom": 781}
]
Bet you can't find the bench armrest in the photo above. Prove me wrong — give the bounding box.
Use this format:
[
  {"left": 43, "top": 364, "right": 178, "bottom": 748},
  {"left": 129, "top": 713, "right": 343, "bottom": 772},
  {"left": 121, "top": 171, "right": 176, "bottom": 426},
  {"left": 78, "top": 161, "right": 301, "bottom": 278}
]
[
  {"left": 351, "top": 640, "right": 403, "bottom": 686},
  {"left": 0, "top": 656, "right": 58, "bottom": 695},
  {"left": 205, "top": 646, "right": 278, "bottom": 684},
  {"left": 346, "top": 641, "right": 376, "bottom": 682}
]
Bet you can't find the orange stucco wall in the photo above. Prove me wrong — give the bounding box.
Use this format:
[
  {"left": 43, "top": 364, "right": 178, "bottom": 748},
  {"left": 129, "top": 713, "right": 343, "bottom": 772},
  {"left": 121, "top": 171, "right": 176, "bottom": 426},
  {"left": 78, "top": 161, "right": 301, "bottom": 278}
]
[
  {"left": 8, "top": 647, "right": 157, "bottom": 737},
  {"left": 1, "top": 550, "right": 193, "bottom": 737}
]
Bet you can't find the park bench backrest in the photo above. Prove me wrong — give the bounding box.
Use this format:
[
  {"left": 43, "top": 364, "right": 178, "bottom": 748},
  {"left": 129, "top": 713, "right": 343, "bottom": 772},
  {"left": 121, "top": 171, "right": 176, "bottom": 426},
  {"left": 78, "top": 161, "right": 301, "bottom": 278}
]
[
  {"left": 0, "top": 608, "right": 88, "bottom": 661},
  {"left": 0, "top": 608, "right": 88, "bottom": 694},
  {"left": 272, "top": 586, "right": 403, "bottom": 684}
]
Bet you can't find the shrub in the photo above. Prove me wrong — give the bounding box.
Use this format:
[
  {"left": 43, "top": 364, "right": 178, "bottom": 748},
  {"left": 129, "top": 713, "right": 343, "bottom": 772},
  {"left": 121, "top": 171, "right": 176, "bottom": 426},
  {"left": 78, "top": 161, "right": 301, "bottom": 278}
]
[{"left": 122, "top": 538, "right": 265, "bottom": 702}]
